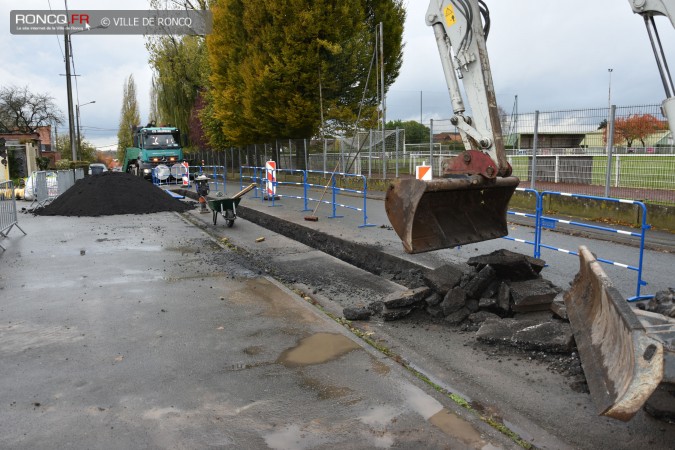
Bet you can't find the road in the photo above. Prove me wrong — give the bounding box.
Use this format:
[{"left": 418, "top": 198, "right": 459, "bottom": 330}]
[
  {"left": 192, "top": 179, "right": 675, "bottom": 449},
  {"left": 0, "top": 209, "right": 516, "bottom": 449},
  {"left": 2, "top": 185, "right": 674, "bottom": 449}
]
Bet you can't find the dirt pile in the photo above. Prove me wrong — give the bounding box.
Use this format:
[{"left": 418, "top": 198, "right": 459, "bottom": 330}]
[{"left": 34, "top": 172, "right": 193, "bottom": 217}]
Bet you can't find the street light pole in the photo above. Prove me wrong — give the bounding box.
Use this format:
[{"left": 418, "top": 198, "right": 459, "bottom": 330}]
[
  {"left": 606, "top": 68, "right": 613, "bottom": 156},
  {"left": 607, "top": 68, "right": 613, "bottom": 111},
  {"left": 76, "top": 100, "right": 95, "bottom": 160}
]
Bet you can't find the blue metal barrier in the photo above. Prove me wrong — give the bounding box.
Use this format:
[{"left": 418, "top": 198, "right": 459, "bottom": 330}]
[
  {"left": 240, "top": 166, "right": 263, "bottom": 199},
  {"left": 238, "top": 167, "right": 375, "bottom": 228},
  {"left": 305, "top": 170, "right": 376, "bottom": 228},
  {"left": 200, "top": 165, "right": 227, "bottom": 194},
  {"left": 269, "top": 169, "right": 309, "bottom": 211},
  {"left": 503, "top": 188, "right": 542, "bottom": 258},
  {"left": 538, "top": 191, "right": 651, "bottom": 301}
]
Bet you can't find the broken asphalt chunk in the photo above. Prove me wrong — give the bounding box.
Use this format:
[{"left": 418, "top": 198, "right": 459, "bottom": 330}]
[
  {"left": 440, "top": 287, "right": 467, "bottom": 316},
  {"left": 383, "top": 307, "right": 414, "bottom": 321},
  {"left": 476, "top": 318, "right": 574, "bottom": 353},
  {"left": 343, "top": 307, "right": 372, "bottom": 321},
  {"left": 383, "top": 286, "right": 430, "bottom": 309},
  {"left": 468, "top": 249, "right": 545, "bottom": 281},
  {"left": 510, "top": 278, "right": 560, "bottom": 312},
  {"left": 464, "top": 265, "right": 497, "bottom": 299},
  {"left": 422, "top": 264, "right": 464, "bottom": 295}
]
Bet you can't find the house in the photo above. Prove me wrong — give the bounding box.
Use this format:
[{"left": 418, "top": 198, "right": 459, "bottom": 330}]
[
  {"left": 433, "top": 132, "right": 462, "bottom": 144},
  {"left": 0, "top": 125, "right": 58, "bottom": 179}
]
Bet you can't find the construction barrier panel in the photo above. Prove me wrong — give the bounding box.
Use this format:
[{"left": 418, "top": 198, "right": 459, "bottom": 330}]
[
  {"left": 0, "top": 180, "right": 27, "bottom": 251},
  {"left": 239, "top": 167, "right": 375, "bottom": 228},
  {"left": 265, "top": 161, "right": 277, "bottom": 199},
  {"left": 240, "top": 166, "right": 263, "bottom": 199},
  {"left": 538, "top": 191, "right": 651, "bottom": 301}
]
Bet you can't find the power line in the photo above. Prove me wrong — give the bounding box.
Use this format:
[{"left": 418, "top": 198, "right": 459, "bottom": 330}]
[{"left": 47, "top": 0, "right": 65, "bottom": 60}]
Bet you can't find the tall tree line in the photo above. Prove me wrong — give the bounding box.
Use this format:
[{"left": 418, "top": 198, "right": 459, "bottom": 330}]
[{"left": 145, "top": 0, "right": 405, "bottom": 150}]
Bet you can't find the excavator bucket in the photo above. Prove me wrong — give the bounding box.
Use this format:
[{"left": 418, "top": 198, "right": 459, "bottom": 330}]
[
  {"left": 564, "top": 246, "right": 664, "bottom": 421},
  {"left": 385, "top": 175, "right": 519, "bottom": 254}
]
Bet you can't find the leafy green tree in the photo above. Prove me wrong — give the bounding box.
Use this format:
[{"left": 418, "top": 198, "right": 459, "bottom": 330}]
[
  {"left": 147, "top": 35, "right": 208, "bottom": 148},
  {"left": 146, "top": 0, "right": 210, "bottom": 150},
  {"left": 386, "top": 119, "right": 430, "bottom": 144},
  {"left": 207, "top": 0, "right": 405, "bottom": 145},
  {"left": 117, "top": 75, "right": 141, "bottom": 161},
  {"left": 55, "top": 134, "right": 96, "bottom": 162}
]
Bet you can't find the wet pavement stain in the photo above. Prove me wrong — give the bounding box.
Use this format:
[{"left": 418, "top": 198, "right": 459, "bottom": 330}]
[
  {"left": 277, "top": 332, "right": 361, "bottom": 368},
  {"left": 371, "top": 358, "right": 391, "bottom": 376},
  {"left": 429, "top": 409, "right": 487, "bottom": 448},
  {"left": 243, "top": 345, "right": 265, "bottom": 356},
  {"left": 402, "top": 382, "right": 489, "bottom": 449},
  {"left": 301, "top": 376, "right": 355, "bottom": 401},
  {"left": 229, "top": 278, "right": 320, "bottom": 324}
]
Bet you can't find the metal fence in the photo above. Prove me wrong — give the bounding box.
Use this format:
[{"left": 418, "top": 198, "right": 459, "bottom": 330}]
[
  {"left": 26, "top": 169, "right": 85, "bottom": 207},
  {"left": 189, "top": 104, "right": 674, "bottom": 205},
  {"left": 0, "top": 180, "right": 26, "bottom": 251}
]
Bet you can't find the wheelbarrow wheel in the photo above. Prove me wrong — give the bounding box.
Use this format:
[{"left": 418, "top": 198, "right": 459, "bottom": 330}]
[{"left": 225, "top": 209, "right": 235, "bottom": 227}]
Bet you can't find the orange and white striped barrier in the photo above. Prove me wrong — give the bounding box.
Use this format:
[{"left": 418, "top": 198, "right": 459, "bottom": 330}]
[
  {"left": 265, "top": 160, "right": 277, "bottom": 198},
  {"left": 182, "top": 161, "right": 189, "bottom": 186}
]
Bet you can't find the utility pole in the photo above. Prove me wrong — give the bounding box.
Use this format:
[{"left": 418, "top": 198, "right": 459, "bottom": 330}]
[{"left": 64, "top": 28, "right": 77, "bottom": 162}]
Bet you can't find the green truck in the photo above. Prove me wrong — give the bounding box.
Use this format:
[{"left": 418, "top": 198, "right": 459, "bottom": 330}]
[{"left": 122, "top": 126, "right": 183, "bottom": 179}]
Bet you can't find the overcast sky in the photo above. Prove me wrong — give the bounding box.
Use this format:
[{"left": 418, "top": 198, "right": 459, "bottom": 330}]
[{"left": 1, "top": 0, "right": 673, "bottom": 149}]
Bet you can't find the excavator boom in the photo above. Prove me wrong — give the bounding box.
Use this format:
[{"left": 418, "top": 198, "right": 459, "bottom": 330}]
[{"left": 385, "top": 0, "right": 519, "bottom": 254}]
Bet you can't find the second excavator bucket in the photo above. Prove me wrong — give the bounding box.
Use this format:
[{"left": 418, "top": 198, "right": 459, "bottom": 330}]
[
  {"left": 385, "top": 175, "right": 519, "bottom": 254},
  {"left": 564, "top": 246, "right": 664, "bottom": 421}
]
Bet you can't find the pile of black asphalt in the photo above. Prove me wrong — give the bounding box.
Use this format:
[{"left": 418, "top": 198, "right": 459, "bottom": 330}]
[{"left": 34, "top": 172, "right": 192, "bottom": 217}]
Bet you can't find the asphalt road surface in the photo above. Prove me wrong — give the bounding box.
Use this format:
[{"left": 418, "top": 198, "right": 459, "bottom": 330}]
[
  {"left": 0, "top": 210, "right": 516, "bottom": 449},
  {"left": 2, "top": 186, "right": 674, "bottom": 449}
]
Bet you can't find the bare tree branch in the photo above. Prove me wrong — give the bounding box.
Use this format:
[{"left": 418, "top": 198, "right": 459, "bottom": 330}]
[{"left": 0, "top": 85, "right": 63, "bottom": 134}]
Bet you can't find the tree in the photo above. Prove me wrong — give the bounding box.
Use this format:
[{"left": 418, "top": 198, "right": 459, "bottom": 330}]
[
  {"left": 55, "top": 134, "right": 96, "bottom": 162},
  {"left": 117, "top": 75, "right": 141, "bottom": 160},
  {"left": 147, "top": 35, "right": 208, "bottom": 148},
  {"left": 605, "top": 114, "right": 668, "bottom": 147},
  {"left": 386, "top": 119, "right": 429, "bottom": 144},
  {"left": 146, "top": 0, "right": 210, "bottom": 150},
  {"left": 207, "top": 0, "right": 405, "bottom": 145},
  {"left": 0, "top": 85, "right": 62, "bottom": 134}
]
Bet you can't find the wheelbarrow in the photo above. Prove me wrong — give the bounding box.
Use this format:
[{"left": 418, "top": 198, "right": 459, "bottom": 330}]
[
  {"left": 207, "top": 197, "right": 241, "bottom": 227},
  {"left": 206, "top": 183, "right": 256, "bottom": 227}
]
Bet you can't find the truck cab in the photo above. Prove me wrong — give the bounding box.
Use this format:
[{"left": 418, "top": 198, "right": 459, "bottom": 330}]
[{"left": 122, "top": 126, "right": 183, "bottom": 179}]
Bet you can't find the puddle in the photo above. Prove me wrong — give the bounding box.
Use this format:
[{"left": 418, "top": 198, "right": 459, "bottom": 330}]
[
  {"left": 277, "top": 332, "right": 360, "bottom": 368},
  {"left": 401, "top": 382, "right": 488, "bottom": 448},
  {"left": 429, "top": 409, "right": 486, "bottom": 448}
]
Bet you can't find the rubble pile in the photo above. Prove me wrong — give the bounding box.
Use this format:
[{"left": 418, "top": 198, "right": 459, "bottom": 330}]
[
  {"left": 639, "top": 287, "right": 675, "bottom": 318},
  {"left": 343, "top": 249, "right": 575, "bottom": 353},
  {"left": 34, "top": 172, "right": 192, "bottom": 217}
]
